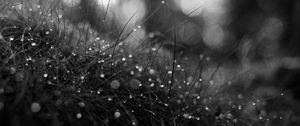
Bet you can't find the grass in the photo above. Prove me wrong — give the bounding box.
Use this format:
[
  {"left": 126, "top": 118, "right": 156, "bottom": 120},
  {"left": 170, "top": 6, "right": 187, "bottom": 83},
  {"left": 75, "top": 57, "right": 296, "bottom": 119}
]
[
  {"left": 0, "top": 0, "right": 300, "bottom": 126},
  {"left": 0, "top": 16, "right": 176, "bottom": 126}
]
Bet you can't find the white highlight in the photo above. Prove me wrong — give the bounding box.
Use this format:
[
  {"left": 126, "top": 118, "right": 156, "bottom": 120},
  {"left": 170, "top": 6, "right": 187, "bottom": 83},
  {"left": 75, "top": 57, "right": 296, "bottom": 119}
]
[
  {"left": 175, "top": 0, "right": 226, "bottom": 17},
  {"left": 63, "top": 0, "right": 81, "bottom": 7},
  {"left": 96, "top": 0, "right": 119, "bottom": 8}
]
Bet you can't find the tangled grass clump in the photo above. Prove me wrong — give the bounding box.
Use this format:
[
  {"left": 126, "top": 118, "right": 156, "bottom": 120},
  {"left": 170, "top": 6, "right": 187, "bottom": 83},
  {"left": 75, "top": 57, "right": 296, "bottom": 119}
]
[
  {"left": 1, "top": 0, "right": 300, "bottom": 126},
  {"left": 0, "top": 16, "right": 174, "bottom": 126},
  {"left": 0, "top": 1, "right": 225, "bottom": 126}
]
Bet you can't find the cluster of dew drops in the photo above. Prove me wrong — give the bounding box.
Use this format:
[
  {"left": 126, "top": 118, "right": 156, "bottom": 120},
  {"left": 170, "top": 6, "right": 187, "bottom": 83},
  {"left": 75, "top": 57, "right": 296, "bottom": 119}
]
[
  {"left": 0, "top": 2, "right": 172, "bottom": 125},
  {"left": 0, "top": 1, "right": 289, "bottom": 125}
]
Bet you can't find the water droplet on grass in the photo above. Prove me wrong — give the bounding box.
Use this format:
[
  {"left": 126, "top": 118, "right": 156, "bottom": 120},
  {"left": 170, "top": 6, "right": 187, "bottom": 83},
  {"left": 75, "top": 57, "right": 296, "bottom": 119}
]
[
  {"left": 76, "top": 113, "right": 82, "bottom": 119},
  {"left": 209, "top": 80, "right": 214, "bottom": 85},
  {"left": 10, "top": 67, "right": 16, "bottom": 74},
  {"left": 150, "top": 83, "right": 155, "bottom": 87},
  {"left": 114, "top": 111, "right": 121, "bottom": 118},
  {"left": 58, "top": 14, "right": 63, "bottom": 19},
  {"left": 100, "top": 73, "right": 105, "bottom": 78},
  {"left": 132, "top": 121, "right": 136, "bottom": 126},
  {"left": 31, "top": 102, "right": 41, "bottom": 113},
  {"left": 78, "top": 102, "right": 85, "bottom": 108},
  {"left": 149, "top": 69, "right": 155, "bottom": 74},
  {"left": 43, "top": 73, "right": 48, "bottom": 78},
  {"left": 31, "top": 43, "right": 37, "bottom": 46},
  {"left": 110, "top": 80, "right": 120, "bottom": 89},
  {"left": 130, "top": 71, "right": 135, "bottom": 75}
]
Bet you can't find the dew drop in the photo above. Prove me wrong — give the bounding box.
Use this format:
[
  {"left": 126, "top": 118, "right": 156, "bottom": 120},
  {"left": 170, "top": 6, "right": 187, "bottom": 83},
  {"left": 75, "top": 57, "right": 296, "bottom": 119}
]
[
  {"left": 150, "top": 83, "right": 155, "bottom": 87},
  {"left": 43, "top": 73, "right": 48, "bottom": 78},
  {"left": 9, "top": 37, "right": 14, "bottom": 41},
  {"left": 114, "top": 111, "right": 121, "bottom": 118},
  {"left": 110, "top": 80, "right": 120, "bottom": 89},
  {"left": 149, "top": 69, "right": 155, "bottom": 74},
  {"left": 10, "top": 67, "right": 16, "bottom": 74},
  {"left": 100, "top": 73, "right": 105, "bottom": 78},
  {"left": 130, "top": 71, "right": 135, "bottom": 75},
  {"left": 233, "top": 119, "right": 238, "bottom": 123},
  {"left": 238, "top": 105, "right": 242, "bottom": 110},
  {"left": 183, "top": 113, "right": 189, "bottom": 118},
  {"left": 209, "top": 80, "right": 214, "bottom": 85},
  {"left": 237, "top": 94, "right": 243, "bottom": 99},
  {"left": 31, "top": 43, "right": 37, "bottom": 46},
  {"left": 58, "top": 14, "right": 63, "bottom": 19},
  {"left": 132, "top": 121, "right": 136, "bottom": 126},
  {"left": 31, "top": 102, "right": 41, "bottom": 113},
  {"left": 78, "top": 102, "right": 85, "bottom": 108},
  {"left": 76, "top": 113, "right": 82, "bottom": 119}
]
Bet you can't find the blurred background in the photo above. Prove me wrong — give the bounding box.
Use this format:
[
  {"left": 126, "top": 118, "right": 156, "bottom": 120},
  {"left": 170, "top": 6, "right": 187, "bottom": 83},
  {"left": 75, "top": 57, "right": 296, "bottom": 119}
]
[
  {"left": 61, "top": 0, "right": 300, "bottom": 101},
  {"left": 61, "top": 0, "right": 298, "bottom": 52},
  {"left": 59, "top": 0, "right": 300, "bottom": 114}
]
